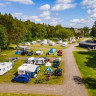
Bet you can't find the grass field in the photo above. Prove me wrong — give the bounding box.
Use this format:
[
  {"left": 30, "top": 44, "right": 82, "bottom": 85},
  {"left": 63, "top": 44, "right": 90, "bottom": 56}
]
[
  {"left": 0, "top": 93, "right": 61, "bottom": 96},
  {"left": 0, "top": 49, "right": 64, "bottom": 84},
  {"left": 73, "top": 51, "right": 96, "bottom": 96},
  {"left": 75, "top": 46, "right": 88, "bottom": 50}
]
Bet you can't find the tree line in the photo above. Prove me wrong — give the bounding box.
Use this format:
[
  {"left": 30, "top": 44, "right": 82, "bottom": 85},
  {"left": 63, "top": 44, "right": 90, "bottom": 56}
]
[{"left": 0, "top": 13, "right": 93, "bottom": 50}]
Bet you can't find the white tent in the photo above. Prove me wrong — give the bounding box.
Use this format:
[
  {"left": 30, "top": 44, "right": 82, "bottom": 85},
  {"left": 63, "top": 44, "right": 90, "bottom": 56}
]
[
  {"left": 45, "top": 62, "right": 51, "bottom": 67},
  {"left": 35, "top": 57, "right": 45, "bottom": 65},
  {"left": 0, "top": 62, "right": 12, "bottom": 75}
]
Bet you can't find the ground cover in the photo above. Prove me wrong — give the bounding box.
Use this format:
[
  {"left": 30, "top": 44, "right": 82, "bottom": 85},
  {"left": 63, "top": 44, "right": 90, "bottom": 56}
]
[{"left": 73, "top": 51, "right": 96, "bottom": 96}]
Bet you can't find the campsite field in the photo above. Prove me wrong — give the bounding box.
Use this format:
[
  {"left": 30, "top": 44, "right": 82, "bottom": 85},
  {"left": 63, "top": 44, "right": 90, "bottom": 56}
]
[
  {"left": 0, "top": 47, "right": 64, "bottom": 84},
  {"left": 73, "top": 51, "right": 96, "bottom": 96}
]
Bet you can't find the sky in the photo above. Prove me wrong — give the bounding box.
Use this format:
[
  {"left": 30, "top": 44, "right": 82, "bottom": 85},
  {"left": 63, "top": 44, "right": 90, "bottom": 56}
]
[{"left": 0, "top": 0, "right": 96, "bottom": 28}]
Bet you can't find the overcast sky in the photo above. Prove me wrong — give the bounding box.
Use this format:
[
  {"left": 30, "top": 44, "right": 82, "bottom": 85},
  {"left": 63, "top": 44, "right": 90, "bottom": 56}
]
[{"left": 0, "top": 0, "right": 96, "bottom": 28}]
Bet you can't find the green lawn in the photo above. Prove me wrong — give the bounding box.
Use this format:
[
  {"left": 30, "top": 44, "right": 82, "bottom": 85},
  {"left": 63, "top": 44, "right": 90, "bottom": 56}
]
[
  {"left": 73, "top": 51, "right": 96, "bottom": 96},
  {"left": 0, "top": 93, "right": 61, "bottom": 96},
  {"left": 75, "top": 46, "right": 88, "bottom": 50}
]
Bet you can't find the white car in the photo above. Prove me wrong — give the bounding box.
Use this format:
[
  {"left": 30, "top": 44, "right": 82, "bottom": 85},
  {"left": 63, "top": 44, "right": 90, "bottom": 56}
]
[{"left": 62, "top": 42, "right": 67, "bottom": 47}]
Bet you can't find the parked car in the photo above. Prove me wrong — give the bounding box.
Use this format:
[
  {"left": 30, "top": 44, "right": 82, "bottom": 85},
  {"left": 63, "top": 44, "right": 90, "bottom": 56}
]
[
  {"left": 53, "top": 61, "right": 60, "bottom": 68},
  {"left": 57, "top": 50, "right": 62, "bottom": 56},
  {"left": 12, "top": 75, "right": 30, "bottom": 83},
  {"left": 55, "top": 68, "right": 62, "bottom": 76},
  {"left": 21, "top": 50, "right": 28, "bottom": 55},
  {"left": 27, "top": 51, "right": 33, "bottom": 56},
  {"left": 12, "top": 57, "right": 18, "bottom": 62}
]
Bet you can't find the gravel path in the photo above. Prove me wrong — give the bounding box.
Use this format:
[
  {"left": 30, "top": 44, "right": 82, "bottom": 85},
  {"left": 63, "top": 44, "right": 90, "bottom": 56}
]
[{"left": 0, "top": 38, "right": 89, "bottom": 96}]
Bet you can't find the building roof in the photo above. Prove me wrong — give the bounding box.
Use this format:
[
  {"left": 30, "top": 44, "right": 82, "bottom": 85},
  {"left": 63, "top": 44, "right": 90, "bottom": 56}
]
[{"left": 79, "top": 41, "right": 96, "bottom": 46}]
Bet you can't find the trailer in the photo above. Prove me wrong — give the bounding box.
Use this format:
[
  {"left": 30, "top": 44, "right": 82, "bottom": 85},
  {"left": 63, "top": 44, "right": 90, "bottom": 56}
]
[
  {"left": 0, "top": 62, "right": 12, "bottom": 75},
  {"left": 18, "top": 64, "right": 40, "bottom": 78}
]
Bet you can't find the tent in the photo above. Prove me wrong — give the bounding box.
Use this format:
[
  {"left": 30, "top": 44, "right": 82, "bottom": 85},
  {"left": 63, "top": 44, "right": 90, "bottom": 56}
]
[
  {"left": 46, "top": 67, "right": 52, "bottom": 73},
  {"left": 35, "top": 57, "right": 45, "bottom": 65},
  {"left": 15, "top": 50, "right": 22, "bottom": 54},
  {"left": 49, "top": 48, "right": 55, "bottom": 53},
  {"left": 53, "top": 52, "right": 57, "bottom": 56},
  {"left": 45, "top": 62, "right": 51, "bottom": 67}
]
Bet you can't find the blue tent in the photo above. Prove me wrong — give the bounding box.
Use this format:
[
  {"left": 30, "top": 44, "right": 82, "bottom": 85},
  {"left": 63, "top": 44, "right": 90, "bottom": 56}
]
[
  {"left": 15, "top": 50, "right": 22, "bottom": 54},
  {"left": 46, "top": 67, "right": 52, "bottom": 73},
  {"left": 49, "top": 48, "right": 55, "bottom": 53}
]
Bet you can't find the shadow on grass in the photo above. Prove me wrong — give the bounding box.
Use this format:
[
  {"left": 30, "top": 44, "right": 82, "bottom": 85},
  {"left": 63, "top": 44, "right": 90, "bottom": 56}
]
[
  {"left": 73, "top": 76, "right": 96, "bottom": 89},
  {"left": 83, "top": 77, "right": 96, "bottom": 89},
  {"left": 75, "top": 51, "right": 96, "bottom": 68}
]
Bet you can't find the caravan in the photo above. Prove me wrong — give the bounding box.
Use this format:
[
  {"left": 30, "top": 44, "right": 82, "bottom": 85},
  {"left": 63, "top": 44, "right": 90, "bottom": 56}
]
[
  {"left": 0, "top": 62, "right": 12, "bottom": 75},
  {"left": 18, "top": 64, "right": 40, "bottom": 78}
]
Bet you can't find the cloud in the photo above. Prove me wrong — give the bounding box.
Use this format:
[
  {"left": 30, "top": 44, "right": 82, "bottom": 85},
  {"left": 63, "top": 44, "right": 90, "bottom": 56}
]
[
  {"left": 22, "top": 15, "right": 41, "bottom": 22},
  {"left": 50, "top": 17, "right": 64, "bottom": 26},
  {"left": 52, "top": 0, "right": 76, "bottom": 11},
  {"left": 5, "top": 0, "right": 34, "bottom": 5},
  {"left": 56, "top": 0, "right": 74, "bottom": 3},
  {"left": 87, "top": 9, "right": 91, "bottom": 14},
  {"left": 80, "top": 0, "right": 96, "bottom": 8},
  {"left": 40, "top": 11, "right": 50, "bottom": 17},
  {"left": 71, "top": 19, "right": 80, "bottom": 23},
  {"left": 40, "top": 11, "right": 51, "bottom": 20},
  {"left": 56, "top": 13, "right": 59, "bottom": 15},
  {"left": 91, "top": 13, "right": 96, "bottom": 17},
  {"left": 70, "top": 17, "right": 94, "bottom": 28},
  {"left": 13, "top": 12, "right": 23, "bottom": 17},
  {"left": 0, "top": 2, "right": 11, "bottom": 6},
  {"left": 39, "top": 4, "right": 50, "bottom": 10}
]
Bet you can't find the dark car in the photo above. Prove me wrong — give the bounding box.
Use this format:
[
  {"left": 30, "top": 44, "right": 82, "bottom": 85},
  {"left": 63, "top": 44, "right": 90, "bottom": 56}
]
[
  {"left": 21, "top": 50, "right": 28, "bottom": 55},
  {"left": 12, "top": 75, "right": 30, "bottom": 83},
  {"left": 58, "top": 50, "right": 62, "bottom": 56},
  {"left": 27, "top": 51, "right": 33, "bottom": 56},
  {"left": 55, "top": 68, "right": 62, "bottom": 76},
  {"left": 53, "top": 61, "right": 60, "bottom": 68},
  {"left": 12, "top": 57, "right": 18, "bottom": 62}
]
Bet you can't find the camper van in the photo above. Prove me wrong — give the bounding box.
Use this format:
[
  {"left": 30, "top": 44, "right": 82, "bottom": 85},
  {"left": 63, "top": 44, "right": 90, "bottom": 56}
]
[
  {"left": 0, "top": 62, "right": 12, "bottom": 75},
  {"left": 18, "top": 64, "right": 40, "bottom": 78}
]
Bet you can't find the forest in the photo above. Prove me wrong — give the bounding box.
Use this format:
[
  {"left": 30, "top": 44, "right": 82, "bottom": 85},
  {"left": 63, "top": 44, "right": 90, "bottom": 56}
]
[{"left": 0, "top": 13, "right": 91, "bottom": 50}]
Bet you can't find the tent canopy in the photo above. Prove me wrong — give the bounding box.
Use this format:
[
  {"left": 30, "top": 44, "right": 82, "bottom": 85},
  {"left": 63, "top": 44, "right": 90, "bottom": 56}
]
[
  {"left": 45, "top": 62, "right": 51, "bottom": 67},
  {"left": 46, "top": 67, "right": 52, "bottom": 73},
  {"left": 15, "top": 50, "right": 22, "bottom": 54},
  {"left": 49, "top": 48, "right": 55, "bottom": 53}
]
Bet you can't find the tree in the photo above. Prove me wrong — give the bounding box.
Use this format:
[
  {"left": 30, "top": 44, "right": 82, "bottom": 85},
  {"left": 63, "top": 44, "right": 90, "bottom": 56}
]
[
  {"left": 56, "top": 28, "right": 74, "bottom": 39},
  {"left": 91, "top": 21, "right": 96, "bottom": 38},
  {"left": 0, "top": 25, "right": 8, "bottom": 52},
  {"left": 83, "top": 26, "right": 89, "bottom": 37}
]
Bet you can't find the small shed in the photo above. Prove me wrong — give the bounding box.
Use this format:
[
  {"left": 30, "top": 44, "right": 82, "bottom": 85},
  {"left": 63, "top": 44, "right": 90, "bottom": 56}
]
[
  {"left": 15, "top": 50, "right": 22, "bottom": 54},
  {"left": 35, "top": 57, "right": 45, "bottom": 65},
  {"left": 18, "top": 64, "right": 40, "bottom": 78},
  {"left": 0, "top": 62, "right": 12, "bottom": 75}
]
